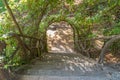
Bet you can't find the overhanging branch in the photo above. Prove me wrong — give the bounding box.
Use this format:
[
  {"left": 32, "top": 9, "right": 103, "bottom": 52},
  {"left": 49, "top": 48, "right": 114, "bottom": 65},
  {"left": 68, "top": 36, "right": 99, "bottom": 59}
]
[
  {"left": 2, "top": 0, "right": 23, "bottom": 35},
  {"left": 8, "top": 33, "right": 40, "bottom": 40}
]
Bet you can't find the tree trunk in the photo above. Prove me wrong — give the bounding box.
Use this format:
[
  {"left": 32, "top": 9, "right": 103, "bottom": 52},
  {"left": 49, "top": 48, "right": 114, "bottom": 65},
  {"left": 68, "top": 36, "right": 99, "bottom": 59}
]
[{"left": 98, "top": 35, "right": 120, "bottom": 63}]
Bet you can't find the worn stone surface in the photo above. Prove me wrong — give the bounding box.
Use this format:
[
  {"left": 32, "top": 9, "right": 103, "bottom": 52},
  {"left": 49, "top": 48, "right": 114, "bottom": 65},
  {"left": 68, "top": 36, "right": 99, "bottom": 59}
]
[{"left": 17, "top": 53, "right": 120, "bottom": 80}]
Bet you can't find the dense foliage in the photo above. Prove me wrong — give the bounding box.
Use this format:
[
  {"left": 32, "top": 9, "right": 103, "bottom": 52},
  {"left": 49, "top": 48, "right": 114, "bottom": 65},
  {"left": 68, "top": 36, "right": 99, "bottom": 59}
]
[{"left": 0, "top": 0, "right": 120, "bottom": 68}]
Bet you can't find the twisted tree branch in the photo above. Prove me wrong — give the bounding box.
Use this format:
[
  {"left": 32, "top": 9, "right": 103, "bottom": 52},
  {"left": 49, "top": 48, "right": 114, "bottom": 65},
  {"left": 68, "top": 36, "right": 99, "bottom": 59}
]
[
  {"left": 98, "top": 35, "right": 120, "bottom": 63},
  {"left": 2, "top": 0, "right": 23, "bottom": 35}
]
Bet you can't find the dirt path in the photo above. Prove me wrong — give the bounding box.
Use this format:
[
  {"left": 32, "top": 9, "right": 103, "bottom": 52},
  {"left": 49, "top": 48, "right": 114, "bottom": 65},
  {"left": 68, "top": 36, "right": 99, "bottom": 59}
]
[
  {"left": 16, "top": 53, "right": 120, "bottom": 80},
  {"left": 47, "top": 22, "right": 74, "bottom": 53}
]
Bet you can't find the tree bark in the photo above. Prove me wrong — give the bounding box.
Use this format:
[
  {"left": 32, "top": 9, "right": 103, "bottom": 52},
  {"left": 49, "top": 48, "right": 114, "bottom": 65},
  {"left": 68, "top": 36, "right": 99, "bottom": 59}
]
[{"left": 98, "top": 35, "right": 120, "bottom": 63}]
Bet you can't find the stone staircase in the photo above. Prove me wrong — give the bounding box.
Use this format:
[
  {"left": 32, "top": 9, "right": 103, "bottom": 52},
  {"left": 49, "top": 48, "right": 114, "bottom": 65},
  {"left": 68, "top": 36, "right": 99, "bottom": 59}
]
[{"left": 16, "top": 53, "right": 120, "bottom": 80}]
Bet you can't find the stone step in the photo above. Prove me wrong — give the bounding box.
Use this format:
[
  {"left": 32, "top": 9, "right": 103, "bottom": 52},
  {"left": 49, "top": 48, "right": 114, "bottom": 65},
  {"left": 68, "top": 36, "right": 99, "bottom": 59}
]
[
  {"left": 41, "top": 53, "right": 96, "bottom": 63},
  {"left": 22, "top": 69, "right": 105, "bottom": 76},
  {"left": 17, "top": 75, "right": 109, "bottom": 80},
  {"left": 17, "top": 63, "right": 103, "bottom": 75},
  {"left": 18, "top": 70, "right": 120, "bottom": 80}
]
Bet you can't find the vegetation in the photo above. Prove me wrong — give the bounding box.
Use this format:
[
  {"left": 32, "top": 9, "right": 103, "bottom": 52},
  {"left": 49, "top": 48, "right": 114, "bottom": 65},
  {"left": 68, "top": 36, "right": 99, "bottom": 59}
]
[{"left": 0, "top": 0, "right": 120, "bottom": 73}]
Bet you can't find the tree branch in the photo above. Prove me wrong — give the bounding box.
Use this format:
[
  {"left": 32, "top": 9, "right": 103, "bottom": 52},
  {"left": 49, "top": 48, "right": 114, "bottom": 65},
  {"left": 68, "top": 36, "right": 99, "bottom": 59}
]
[
  {"left": 98, "top": 35, "right": 120, "bottom": 63},
  {"left": 2, "top": 0, "right": 23, "bottom": 35},
  {"left": 35, "top": 1, "right": 49, "bottom": 34},
  {"left": 8, "top": 32, "right": 40, "bottom": 40}
]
